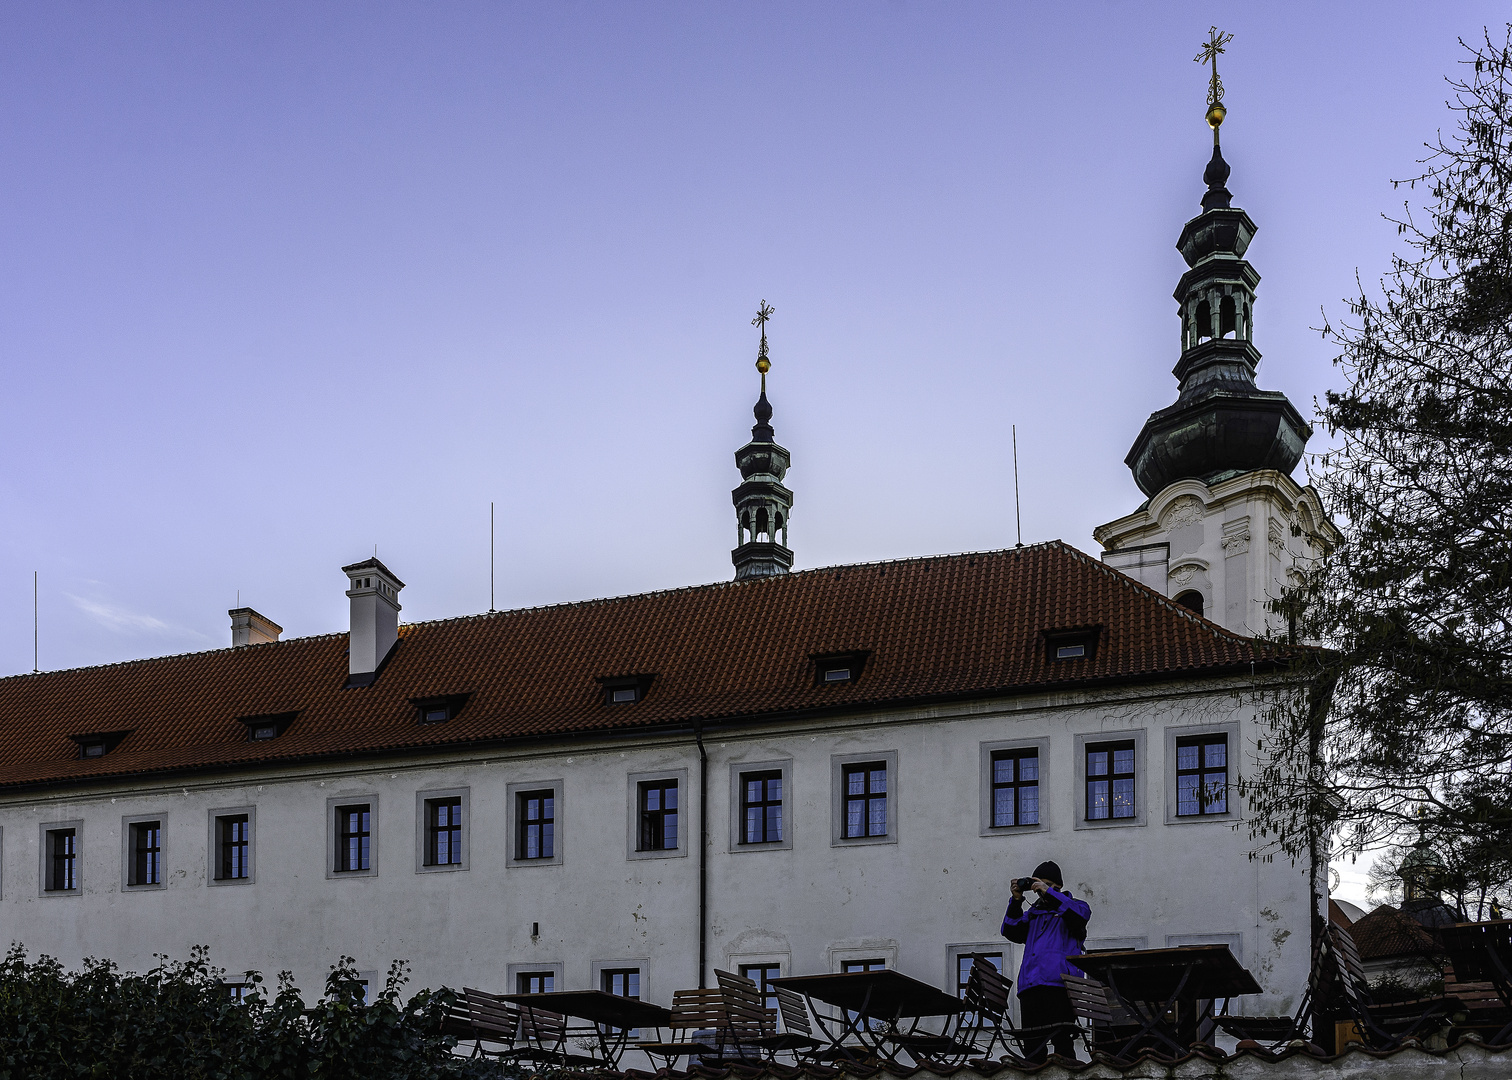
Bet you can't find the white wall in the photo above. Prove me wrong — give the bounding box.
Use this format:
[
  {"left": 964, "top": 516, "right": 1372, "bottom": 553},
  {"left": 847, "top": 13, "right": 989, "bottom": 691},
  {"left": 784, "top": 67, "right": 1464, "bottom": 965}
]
[{"left": 0, "top": 679, "right": 1313, "bottom": 1045}]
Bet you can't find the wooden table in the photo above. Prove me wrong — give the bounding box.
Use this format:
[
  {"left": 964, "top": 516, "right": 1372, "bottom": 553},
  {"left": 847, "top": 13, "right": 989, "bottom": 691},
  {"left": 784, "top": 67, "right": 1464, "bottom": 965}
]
[
  {"left": 502, "top": 989, "right": 673, "bottom": 1067},
  {"left": 1068, "top": 945, "right": 1263, "bottom": 1057},
  {"left": 772, "top": 970, "right": 964, "bottom": 1064}
]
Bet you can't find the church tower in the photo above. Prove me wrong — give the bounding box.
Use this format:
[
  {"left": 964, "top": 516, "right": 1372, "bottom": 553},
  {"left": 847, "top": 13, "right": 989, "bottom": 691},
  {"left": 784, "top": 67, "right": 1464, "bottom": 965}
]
[
  {"left": 1095, "top": 30, "right": 1338, "bottom": 637},
  {"left": 731, "top": 301, "right": 794, "bottom": 580}
]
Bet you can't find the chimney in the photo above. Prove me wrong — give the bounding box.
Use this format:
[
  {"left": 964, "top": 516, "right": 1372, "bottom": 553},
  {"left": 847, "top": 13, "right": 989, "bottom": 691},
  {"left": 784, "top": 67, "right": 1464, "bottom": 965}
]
[
  {"left": 229, "top": 607, "right": 282, "bottom": 648},
  {"left": 342, "top": 558, "right": 404, "bottom": 686}
]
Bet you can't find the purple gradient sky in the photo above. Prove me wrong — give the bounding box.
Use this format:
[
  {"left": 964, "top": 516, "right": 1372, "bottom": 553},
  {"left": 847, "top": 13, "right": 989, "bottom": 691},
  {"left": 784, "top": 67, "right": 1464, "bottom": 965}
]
[{"left": 0, "top": 3, "right": 1497, "bottom": 684}]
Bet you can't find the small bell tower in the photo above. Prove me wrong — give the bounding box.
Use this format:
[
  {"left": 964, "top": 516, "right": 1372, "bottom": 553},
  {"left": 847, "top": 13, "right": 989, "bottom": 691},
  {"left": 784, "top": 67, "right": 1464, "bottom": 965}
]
[{"left": 732, "top": 301, "right": 794, "bottom": 580}]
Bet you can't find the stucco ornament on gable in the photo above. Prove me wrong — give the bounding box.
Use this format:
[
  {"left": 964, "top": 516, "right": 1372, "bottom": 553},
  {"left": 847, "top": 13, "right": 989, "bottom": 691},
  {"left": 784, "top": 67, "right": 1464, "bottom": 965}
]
[
  {"left": 1160, "top": 495, "right": 1205, "bottom": 530},
  {"left": 1170, "top": 563, "right": 1203, "bottom": 586}
]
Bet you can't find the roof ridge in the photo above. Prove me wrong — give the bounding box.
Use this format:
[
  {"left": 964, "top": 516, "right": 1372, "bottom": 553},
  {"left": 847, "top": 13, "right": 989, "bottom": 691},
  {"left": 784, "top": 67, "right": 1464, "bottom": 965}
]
[{"left": 1, "top": 545, "right": 1068, "bottom": 684}]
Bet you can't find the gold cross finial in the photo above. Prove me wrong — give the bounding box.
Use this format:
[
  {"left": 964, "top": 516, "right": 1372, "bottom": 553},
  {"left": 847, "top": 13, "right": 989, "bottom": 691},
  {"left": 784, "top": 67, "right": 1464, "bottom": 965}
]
[
  {"left": 1195, "top": 26, "right": 1233, "bottom": 132},
  {"left": 752, "top": 300, "right": 775, "bottom": 380}
]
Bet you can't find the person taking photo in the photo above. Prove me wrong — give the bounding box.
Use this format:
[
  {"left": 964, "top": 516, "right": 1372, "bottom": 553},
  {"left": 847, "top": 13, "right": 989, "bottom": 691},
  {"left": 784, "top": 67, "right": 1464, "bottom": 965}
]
[{"left": 1000, "top": 860, "right": 1090, "bottom": 1063}]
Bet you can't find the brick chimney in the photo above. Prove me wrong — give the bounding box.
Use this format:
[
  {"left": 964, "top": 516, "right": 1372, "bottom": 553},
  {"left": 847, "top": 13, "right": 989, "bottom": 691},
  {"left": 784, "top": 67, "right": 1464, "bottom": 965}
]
[
  {"left": 229, "top": 607, "right": 282, "bottom": 648},
  {"left": 342, "top": 558, "right": 404, "bottom": 687}
]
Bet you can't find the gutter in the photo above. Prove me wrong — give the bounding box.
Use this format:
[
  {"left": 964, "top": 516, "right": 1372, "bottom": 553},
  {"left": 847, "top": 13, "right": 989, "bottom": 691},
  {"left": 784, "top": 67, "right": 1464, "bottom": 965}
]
[{"left": 695, "top": 720, "right": 708, "bottom": 990}]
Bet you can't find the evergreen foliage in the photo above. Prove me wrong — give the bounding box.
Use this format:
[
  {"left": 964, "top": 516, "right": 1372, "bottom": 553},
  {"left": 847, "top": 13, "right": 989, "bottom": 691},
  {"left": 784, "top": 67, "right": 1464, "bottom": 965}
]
[
  {"left": 1247, "top": 29, "right": 1512, "bottom": 898},
  {"left": 0, "top": 946, "right": 506, "bottom": 1080}
]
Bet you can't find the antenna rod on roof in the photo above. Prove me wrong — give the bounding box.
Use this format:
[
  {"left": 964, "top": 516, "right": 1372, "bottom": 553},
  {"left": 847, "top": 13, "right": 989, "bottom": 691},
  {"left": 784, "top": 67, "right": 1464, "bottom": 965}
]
[
  {"left": 1012, "top": 425, "right": 1024, "bottom": 548},
  {"left": 490, "top": 501, "right": 496, "bottom": 612},
  {"left": 33, "top": 571, "right": 39, "bottom": 673}
]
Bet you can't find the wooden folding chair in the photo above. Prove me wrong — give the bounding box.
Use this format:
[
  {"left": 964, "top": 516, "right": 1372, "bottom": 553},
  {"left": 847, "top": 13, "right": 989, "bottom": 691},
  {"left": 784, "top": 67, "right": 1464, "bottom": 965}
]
[
  {"left": 1060, "top": 974, "right": 1139, "bottom": 1059},
  {"left": 713, "top": 968, "right": 820, "bottom": 1061},
  {"left": 442, "top": 987, "right": 519, "bottom": 1059},
  {"left": 884, "top": 957, "right": 1016, "bottom": 1066},
  {"left": 1325, "top": 923, "right": 1463, "bottom": 1050}
]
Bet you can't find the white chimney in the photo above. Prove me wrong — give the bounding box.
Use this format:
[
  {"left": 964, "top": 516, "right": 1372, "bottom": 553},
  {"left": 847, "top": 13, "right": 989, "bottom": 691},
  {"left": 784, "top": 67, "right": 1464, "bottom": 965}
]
[
  {"left": 342, "top": 558, "right": 404, "bottom": 686},
  {"left": 229, "top": 607, "right": 282, "bottom": 648}
]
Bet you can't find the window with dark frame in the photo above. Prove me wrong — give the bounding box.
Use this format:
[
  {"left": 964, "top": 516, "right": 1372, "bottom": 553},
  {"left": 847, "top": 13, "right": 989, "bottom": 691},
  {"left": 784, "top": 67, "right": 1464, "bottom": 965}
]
[
  {"left": 1176, "top": 734, "right": 1229, "bottom": 816},
  {"left": 1086, "top": 741, "right": 1136, "bottom": 820},
  {"left": 517, "top": 971, "right": 554, "bottom": 994},
  {"left": 425, "top": 798, "right": 464, "bottom": 866},
  {"left": 602, "top": 968, "right": 641, "bottom": 999},
  {"left": 956, "top": 953, "right": 1003, "bottom": 1026},
  {"left": 129, "top": 821, "right": 161, "bottom": 886},
  {"left": 843, "top": 761, "right": 888, "bottom": 838},
  {"left": 638, "top": 780, "right": 678, "bottom": 851},
  {"left": 840, "top": 959, "right": 886, "bottom": 1029},
  {"left": 217, "top": 815, "right": 251, "bottom": 880},
  {"left": 516, "top": 790, "right": 555, "bottom": 860},
  {"left": 45, "top": 828, "right": 78, "bottom": 891},
  {"left": 990, "top": 749, "right": 1040, "bottom": 827},
  {"left": 335, "top": 804, "right": 371, "bottom": 872},
  {"left": 225, "top": 984, "right": 253, "bottom": 1003},
  {"left": 740, "top": 770, "right": 783, "bottom": 844},
  {"left": 739, "top": 964, "right": 782, "bottom": 1012}
]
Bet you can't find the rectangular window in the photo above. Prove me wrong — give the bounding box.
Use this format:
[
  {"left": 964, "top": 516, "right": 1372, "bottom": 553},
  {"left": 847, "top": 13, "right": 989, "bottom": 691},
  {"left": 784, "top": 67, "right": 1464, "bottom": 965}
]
[
  {"left": 129, "top": 821, "right": 161, "bottom": 886},
  {"left": 46, "top": 828, "right": 78, "bottom": 891},
  {"left": 602, "top": 968, "right": 641, "bottom": 999},
  {"left": 426, "top": 798, "right": 464, "bottom": 866},
  {"left": 990, "top": 750, "right": 1039, "bottom": 827},
  {"left": 740, "top": 770, "right": 783, "bottom": 844},
  {"left": 335, "top": 805, "right": 371, "bottom": 872},
  {"left": 1176, "top": 734, "right": 1229, "bottom": 816},
  {"left": 638, "top": 780, "right": 678, "bottom": 851},
  {"left": 1086, "top": 741, "right": 1136, "bottom": 820},
  {"left": 843, "top": 762, "right": 888, "bottom": 838},
  {"left": 516, "top": 791, "right": 555, "bottom": 860},
  {"left": 740, "top": 964, "right": 782, "bottom": 1012},
  {"left": 517, "top": 971, "right": 555, "bottom": 994},
  {"left": 217, "top": 815, "right": 251, "bottom": 880}
]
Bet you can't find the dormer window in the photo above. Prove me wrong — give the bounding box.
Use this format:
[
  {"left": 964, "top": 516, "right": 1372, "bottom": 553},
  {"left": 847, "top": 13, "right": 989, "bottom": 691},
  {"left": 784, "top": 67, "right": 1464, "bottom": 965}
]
[
  {"left": 1044, "top": 627, "right": 1101, "bottom": 664},
  {"left": 237, "top": 711, "right": 299, "bottom": 742},
  {"left": 811, "top": 650, "right": 871, "bottom": 687},
  {"left": 598, "top": 674, "right": 656, "bottom": 706},
  {"left": 69, "top": 730, "right": 131, "bottom": 759},
  {"left": 411, "top": 694, "right": 472, "bottom": 725}
]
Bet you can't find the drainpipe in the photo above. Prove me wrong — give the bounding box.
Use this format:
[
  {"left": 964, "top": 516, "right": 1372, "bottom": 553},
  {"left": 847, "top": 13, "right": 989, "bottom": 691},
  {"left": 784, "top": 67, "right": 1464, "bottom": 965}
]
[{"left": 696, "top": 721, "right": 708, "bottom": 989}]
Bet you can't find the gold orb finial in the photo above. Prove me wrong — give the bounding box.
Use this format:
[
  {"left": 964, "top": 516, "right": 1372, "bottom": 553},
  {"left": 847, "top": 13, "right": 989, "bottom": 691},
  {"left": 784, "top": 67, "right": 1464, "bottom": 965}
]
[
  {"left": 756, "top": 356, "right": 770, "bottom": 374},
  {"left": 1206, "top": 101, "right": 1227, "bottom": 129}
]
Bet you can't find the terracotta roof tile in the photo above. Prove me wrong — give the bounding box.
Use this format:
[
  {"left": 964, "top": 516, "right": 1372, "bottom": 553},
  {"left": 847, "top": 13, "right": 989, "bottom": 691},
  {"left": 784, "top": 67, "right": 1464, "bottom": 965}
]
[
  {"left": 1350, "top": 905, "right": 1442, "bottom": 961},
  {"left": 0, "top": 542, "right": 1285, "bottom": 791}
]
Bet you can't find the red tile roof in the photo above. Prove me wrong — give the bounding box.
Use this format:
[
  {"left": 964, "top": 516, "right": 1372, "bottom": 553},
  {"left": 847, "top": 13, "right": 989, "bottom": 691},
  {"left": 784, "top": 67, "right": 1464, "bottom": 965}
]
[
  {"left": 1350, "top": 905, "right": 1441, "bottom": 961},
  {"left": 0, "top": 542, "right": 1287, "bottom": 792}
]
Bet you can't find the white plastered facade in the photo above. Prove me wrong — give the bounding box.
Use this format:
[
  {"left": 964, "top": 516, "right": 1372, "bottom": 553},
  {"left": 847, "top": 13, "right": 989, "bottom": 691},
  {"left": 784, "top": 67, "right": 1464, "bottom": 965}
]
[{"left": 0, "top": 675, "right": 1312, "bottom": 1063}]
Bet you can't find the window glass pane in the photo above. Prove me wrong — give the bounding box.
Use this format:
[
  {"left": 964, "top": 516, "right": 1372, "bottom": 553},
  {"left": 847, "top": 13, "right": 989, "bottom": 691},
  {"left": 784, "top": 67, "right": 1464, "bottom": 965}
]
[
  {"left": 1113, "top": 748, "right": 1135, "bottom": 774},
  {"left": 848, "top": 770, "right": 865, "bottom": 796},
  {"left": 1177, "top": 744, "right": 1199, "bottom": 770},
  {"left": 846, "top": 802, "right": 863, "bottom": 837},
  {"left": 1206, "top": 741, "right": 1226, "bottom": 768},
  {"left": 870, "top": 768, "right": 887, "bottom": 793},
  {"left": 767, "top": 804, "right": 782, "bottom": 841},
  {"left": 993, "top": 788, "right": 1014, "bottom": 827},
  {"left": 1177, "top": 773, "right": 1200, "bottom": 816},
  {"left": 1019, "top": 785, "right": 1039, "bottom": 825},
  {"left": 868, "top": 796, "right": 886, "bottom": 836},
  {"left": 1112, "top": 778, "right": 1135, "bottom": 817},
  {"left": 1205, "top": 774, "right": 1227, "bottom": 813},
  {"left": 993, "top": 758, "right": 1013, "bottom": 783},
  {"left": 664, "top": 786, "right": 677, "bottom": 810},
  {"left": 1088, "top": 752, "right": 1108, "bottom": 777},
  {"left": 1019, "top": 755, "right": 1038, "bottom": 782},
  {"left": 769, "top": 777, "right": 781, "bottom": 801},
  {"left": 1088, "top": 779, "right": 1109, "bottom": 819}
]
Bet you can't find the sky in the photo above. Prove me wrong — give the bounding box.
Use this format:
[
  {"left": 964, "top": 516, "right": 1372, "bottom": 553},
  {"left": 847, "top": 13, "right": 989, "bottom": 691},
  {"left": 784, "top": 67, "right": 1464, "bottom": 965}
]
[{"left": 0, "top": 3, "right": 1500, "bottom": 904}]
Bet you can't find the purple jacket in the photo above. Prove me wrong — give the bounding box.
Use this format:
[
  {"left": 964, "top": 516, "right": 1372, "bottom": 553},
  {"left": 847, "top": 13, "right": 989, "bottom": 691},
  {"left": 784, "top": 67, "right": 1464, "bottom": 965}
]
[{"left": 1000, "top": 886, "right": 1091, "bottom": 994}]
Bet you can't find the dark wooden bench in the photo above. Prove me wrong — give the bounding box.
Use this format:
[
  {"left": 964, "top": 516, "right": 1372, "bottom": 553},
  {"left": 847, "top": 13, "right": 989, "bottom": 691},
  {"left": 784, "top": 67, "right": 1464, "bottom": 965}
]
[{"left": 1061, "top": 973, "right": 1137, "bottom": 1057}]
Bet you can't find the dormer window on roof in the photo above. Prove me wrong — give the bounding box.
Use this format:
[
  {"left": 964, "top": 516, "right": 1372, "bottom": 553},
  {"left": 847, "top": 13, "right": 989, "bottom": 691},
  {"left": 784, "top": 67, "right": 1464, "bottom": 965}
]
[
  {"left": 1044, "top": 627, "right": 1102, "bottom": 663},
  {"left": 411, "top": 694, "right": 471, "bottom": 725},
  {"left": 597, "top": 674, "right": 655, "bottom": 706},
  {"left": 69, "top": 730, "right": 131, "bottom": 759},
  {"left": 812, "top": 650, "right": 871, "bottom": 687},
  {"left": 237, "top": 712, "right": 299, "bottom": 742}
]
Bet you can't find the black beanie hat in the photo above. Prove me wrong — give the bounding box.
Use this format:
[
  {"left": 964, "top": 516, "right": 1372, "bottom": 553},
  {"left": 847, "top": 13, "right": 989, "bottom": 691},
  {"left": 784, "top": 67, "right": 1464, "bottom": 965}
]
[{"left": 1033, "top": 861, "right": 1063, "bottom": 886}]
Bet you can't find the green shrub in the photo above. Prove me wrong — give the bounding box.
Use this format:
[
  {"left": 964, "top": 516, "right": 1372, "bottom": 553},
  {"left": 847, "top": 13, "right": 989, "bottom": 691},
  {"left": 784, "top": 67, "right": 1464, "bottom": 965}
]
[{"left": 0, "top": 945, "right": 509, "bottom": 1080}]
